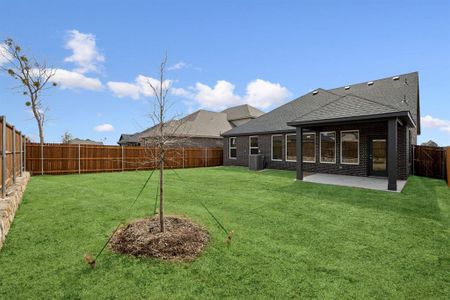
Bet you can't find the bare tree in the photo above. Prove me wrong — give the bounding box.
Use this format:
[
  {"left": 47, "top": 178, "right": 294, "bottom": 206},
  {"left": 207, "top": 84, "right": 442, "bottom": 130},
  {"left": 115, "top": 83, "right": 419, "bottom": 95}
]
[
  {"left": 143, "top": 54, "right": 192, "bottom": 233},
  {"left": 0, "top": 38, "right": 56, "bottom": 145},
  {"left": 61, "top": 131, "right": 73, "bottom": 144}
]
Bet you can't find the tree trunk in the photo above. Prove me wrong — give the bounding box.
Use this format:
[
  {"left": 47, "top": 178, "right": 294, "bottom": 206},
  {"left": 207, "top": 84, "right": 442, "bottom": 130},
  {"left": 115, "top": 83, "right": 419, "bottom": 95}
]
[
  {"left": 31, "top": 100, "right": 44, "bottom": 145},
  {"left": 159, "top": 156, "right": 165, "bottom": 232},
  {"left": 37, "top": 119, "right": 44, "bottom": 145}
]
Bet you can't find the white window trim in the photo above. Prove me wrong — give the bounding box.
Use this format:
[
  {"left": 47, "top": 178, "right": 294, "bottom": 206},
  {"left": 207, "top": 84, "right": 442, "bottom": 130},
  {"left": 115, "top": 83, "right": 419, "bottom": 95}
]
[
  {"left": 249, "top": 136, "right": 259, "bottom": 155},
  {"left": 302, "top": 132, "right": 316, "bottom": 163},
  {"left": 285, "top": 133, "right": 296, "bottom": 162},
  {"left": 271, "top": 134, "right": 283, "bottom": 161},
  {"left": 340, "top": 130, "right": 360, "bottom": 165},
  {"left": 229, "top": 137, "right": 237, "bottom": 159},
  {"left": 319, "top": 131, "right": 336, "bottom": 164}
]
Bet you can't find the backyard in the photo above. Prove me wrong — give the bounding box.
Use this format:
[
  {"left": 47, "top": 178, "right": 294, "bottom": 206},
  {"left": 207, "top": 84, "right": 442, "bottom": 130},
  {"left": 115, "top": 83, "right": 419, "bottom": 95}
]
[{"left": 0, "top": 167, "right": 449, "bottom": 299}]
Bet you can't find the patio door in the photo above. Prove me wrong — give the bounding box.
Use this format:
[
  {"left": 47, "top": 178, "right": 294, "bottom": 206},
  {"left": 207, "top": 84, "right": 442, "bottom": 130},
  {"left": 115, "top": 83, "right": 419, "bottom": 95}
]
[{"left": 369, "top": 138, "right": 387, "bottom": 177}]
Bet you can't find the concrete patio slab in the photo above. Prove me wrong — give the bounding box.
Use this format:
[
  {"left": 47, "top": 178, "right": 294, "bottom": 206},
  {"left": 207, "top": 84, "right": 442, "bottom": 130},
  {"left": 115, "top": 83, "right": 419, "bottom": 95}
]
[{"left": 303, "top": 173, "right": 407, "bottom": 192}]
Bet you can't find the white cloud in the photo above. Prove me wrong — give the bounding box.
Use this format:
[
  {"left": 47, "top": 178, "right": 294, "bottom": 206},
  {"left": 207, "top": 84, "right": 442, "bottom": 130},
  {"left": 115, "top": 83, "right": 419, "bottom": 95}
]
[
  {"left": 421, "top": 115, "right": 450, "bottom": 134},
  {"left": 171, "top": 87, "right": 194, "bottom": 98},
  {"left": 168, "top": 61, "right": 189, "bottom": 71},
  {"left": 94, "top": 123, "right": 114, "bottom": 132},
  {"left": 244, "top": 79, "right": 290, "bottom": 109},
  {"left": 107, "top": 81, "right": 140, "bottom": 99},
  {"left": 195, "top": 81, "right": 242, "bottom": 110},
  {"left": 0, "top": 42, "right": 12, "bottom": 66},
  {"left": 107, "top": 75, "right": 171, "bottom": 99},
  {"left": 51, "top": 68, "right": 103, "bottom": 90},
  {"left": 183, "top": 79, "right": 290, "bottom": 110},
  {"left": 64, "top": 30, "right": 105, "bottom": 74}
]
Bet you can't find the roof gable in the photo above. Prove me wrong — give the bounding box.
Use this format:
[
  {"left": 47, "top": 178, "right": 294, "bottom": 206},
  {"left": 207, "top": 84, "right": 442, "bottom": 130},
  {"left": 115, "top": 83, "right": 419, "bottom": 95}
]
[
  {"left": 293, "top": 94, "right": 404, "bottom": 124},
  {"left": 221, "top": 104, "right": 264, "bottom": 121}
]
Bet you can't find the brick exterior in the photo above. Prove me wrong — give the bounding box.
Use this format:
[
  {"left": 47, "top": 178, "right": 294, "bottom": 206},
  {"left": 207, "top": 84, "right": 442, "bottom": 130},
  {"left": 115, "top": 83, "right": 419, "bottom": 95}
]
[{"left": 224, "top": 121, "right": 415, "bottom": 180}]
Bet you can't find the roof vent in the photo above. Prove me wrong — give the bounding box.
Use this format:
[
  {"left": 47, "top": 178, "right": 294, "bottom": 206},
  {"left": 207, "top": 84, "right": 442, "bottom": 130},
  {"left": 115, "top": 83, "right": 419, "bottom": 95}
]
[
  {"left": 367, "top": 81, "right": 374, "bottom": 86},
  {"left": 344, "top": 86, "right": 350, "bottom": 90},
  {"left": 312, "top": 90, "right": 319, "bottom": 95},
  {"left": 392, "top": 76, "right": 400, "bottom": 81}
]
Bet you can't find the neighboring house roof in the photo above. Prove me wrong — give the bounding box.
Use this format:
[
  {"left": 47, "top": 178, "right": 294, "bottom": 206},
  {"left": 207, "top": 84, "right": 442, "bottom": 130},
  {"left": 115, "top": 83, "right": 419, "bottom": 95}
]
[
  {"left": 117, "top": 133, "right": 140, "bottom": 145},
  {"left": 221, "top": 104, "right": 264, "bottom": 121},
  {"left": 421, "top": 140, "right": 439, "bottom": 147},
  {"left": 68, "top": 138, "right": 103, "bottom": 145},
  {"left": 118, "top": 104, "right": 264, "bottom": 144},
  {"left": 139, "top": 110, "right": 233, "bottom": 139},
  {"left": 223, "top": 72, "right": 420, "bottom": 136}
]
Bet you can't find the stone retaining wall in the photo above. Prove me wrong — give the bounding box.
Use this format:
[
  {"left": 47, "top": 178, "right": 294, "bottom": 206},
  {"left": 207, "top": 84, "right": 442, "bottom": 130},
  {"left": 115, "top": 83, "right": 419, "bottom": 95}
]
[{"left": 0, "top": 172, "right": 30, "bottom": 250}]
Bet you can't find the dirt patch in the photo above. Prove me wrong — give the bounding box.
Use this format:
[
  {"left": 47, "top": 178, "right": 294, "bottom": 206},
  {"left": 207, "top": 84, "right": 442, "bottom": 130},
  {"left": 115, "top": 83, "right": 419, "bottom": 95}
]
[{"left": 109, "top": 215, "right": 209, "bottom": 262}]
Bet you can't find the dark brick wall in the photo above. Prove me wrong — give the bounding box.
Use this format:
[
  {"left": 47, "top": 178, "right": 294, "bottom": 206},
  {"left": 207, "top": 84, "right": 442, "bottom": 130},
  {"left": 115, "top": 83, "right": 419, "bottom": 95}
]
[{"left": 224, "top": 121, "right": 413, "bottom": 180}]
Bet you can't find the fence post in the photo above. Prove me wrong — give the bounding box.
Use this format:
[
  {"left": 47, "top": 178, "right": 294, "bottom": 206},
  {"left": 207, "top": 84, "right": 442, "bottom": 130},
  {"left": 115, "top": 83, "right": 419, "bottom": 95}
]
[
  {"left": 205, "top": 148, "right": 207, "bottom": 167},
  {"left": 78, "top": 144, "right": 81, "bottom": 174},
  {"left": 40, "top": 143, "right": 44, "bottom": 175},
  {"left": 20, "top": 134, "right": 23, "bottom": 177},
  {"left": 446, "top": 147, "right": 450, "bottom": 187},
  {"left": 182, "top": 147, "right": 185, "bottom": 168},
  {"left": 24, "top": 138, "right": 27, "bottom": 173},
  {"left": 1, "top": 116, "right": 6, "bottom": 198},
  {"left": 121, "top": 146, "right": 124, "bottom": 171},
  {"left": 12, "top": 126, "right": 16, "bottom": 184}
]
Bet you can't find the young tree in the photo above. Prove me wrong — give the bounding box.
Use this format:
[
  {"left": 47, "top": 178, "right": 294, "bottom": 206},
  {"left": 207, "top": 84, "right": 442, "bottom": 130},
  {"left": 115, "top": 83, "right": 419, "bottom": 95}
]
[
  {"left": 143, "top": 55, "right": 189, "bottom": 233},
  {"left": 0, "top": 38, "right": 56, "bottom": 145},
  {"left": 61, "top": 131, "right": 73, "bottom": 144}
]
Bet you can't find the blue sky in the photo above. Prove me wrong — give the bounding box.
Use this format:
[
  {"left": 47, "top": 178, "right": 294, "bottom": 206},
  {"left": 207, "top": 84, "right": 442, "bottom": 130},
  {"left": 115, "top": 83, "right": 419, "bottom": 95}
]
[{"left": 1, "top": 0, "right": 449, "bottom": 145}]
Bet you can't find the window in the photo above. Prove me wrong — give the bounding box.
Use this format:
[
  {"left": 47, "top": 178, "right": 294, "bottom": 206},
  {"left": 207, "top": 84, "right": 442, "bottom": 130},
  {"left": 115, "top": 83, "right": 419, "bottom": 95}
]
[
  {"left": 341, "top": 130, "right": 359, "bottom": 165},
  {"left": 320, "top": 132, "right": 336, "bottom": 163},
  {"left": 271, "top": 135, "right": 283, "bottom": 161},
  {"left": 229, "top": 137, "right": 237, "bottom": 159},
  {"left": 303, "top": 133, "right": 316, "bottom": 163},
  {"left": 285, "top": 134, "right": 296, "bottom": 161},
  {"left": 249, "top": 136, "right": 259, "bottom": 155}
]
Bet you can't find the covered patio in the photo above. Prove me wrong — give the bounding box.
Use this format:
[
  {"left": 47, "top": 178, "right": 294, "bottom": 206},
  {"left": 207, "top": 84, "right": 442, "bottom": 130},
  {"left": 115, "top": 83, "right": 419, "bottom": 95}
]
[{"left": 303, "top": 173, "right": 407, "bottom": 192}]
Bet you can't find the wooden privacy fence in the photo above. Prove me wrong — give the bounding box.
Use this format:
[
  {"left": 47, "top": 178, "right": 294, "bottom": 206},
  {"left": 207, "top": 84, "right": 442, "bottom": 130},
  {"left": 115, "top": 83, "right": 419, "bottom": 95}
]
[
  {"left": 0, "top": 116, "right": 28, "bottom": 198},
  {"left": 412, "top": 145, "right": 447, "bottom": 180},
  {"left": 26, "top": 143, "right": 223, "bottom": 175},
  {"left": 447, "top": 147, "right": 450, "bottom": 187}
]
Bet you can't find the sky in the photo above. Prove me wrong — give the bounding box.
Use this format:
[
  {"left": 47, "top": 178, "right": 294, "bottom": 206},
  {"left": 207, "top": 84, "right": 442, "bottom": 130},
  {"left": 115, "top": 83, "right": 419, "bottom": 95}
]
[{"left": 0, "top": 0, "right": 449, "bottom": 146}]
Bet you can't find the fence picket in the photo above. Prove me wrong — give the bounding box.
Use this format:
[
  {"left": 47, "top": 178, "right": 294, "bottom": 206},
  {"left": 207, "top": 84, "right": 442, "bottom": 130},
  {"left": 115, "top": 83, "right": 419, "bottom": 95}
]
[
  {"left": 447, "top": 147, "right": 450, "bottom": 187},
  {"left": 1, "top": 116, "right": 6, "bottom": 198},
  {"left": 412, "top": 145, "right": 447, "bottom": 179}
]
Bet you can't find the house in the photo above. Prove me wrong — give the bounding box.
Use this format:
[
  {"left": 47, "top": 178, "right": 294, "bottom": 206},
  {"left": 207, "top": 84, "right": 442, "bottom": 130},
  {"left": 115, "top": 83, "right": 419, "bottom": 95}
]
[
  {"left": 118, "top": 104, "right": 264, "bottom": 147},
  {"left": 68, "top": 138, "right": 104, "bottom": 145},
  {"left": 222, "top": 72, "right": 420, "bottom": 191},
  {"left": 421, "top": 140, "right": 439, "bottom": 147}
]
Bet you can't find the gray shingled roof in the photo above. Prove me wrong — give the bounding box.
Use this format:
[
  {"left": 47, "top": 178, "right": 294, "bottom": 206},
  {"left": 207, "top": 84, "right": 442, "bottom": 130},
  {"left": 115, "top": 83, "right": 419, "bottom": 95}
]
[
  {"left": 223, "top": 72, "right": 419, "bottom": 136},
  {"left": 68, "top": 138, "right": 104, "bottom": 145},
  {"left": 118, "top": 133, "right": 140, "bottom": 145},
  {"left": 118, "top": 104, "right": 263, "bottom": 144},
  {"left": 292, "top": 94, "right": 405, "bottom": 124},
  {"left": 136, "top": 110, "right": 233, "bottom": 140},
  {"left": 221, "top": 104, "right": 264, "bottom": 121}
]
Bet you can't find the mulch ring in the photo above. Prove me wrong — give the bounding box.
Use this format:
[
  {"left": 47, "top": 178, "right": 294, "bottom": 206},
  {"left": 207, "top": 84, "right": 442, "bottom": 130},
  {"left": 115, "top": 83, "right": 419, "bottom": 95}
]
[{"left": 108, "top": 215, "right": 209, "bottom": 262}]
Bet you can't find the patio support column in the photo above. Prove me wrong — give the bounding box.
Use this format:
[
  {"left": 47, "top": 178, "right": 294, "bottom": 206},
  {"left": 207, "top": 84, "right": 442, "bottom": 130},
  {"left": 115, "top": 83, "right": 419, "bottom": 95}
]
[
  {"left": 296, "top": 126, "right": 303, "bottom": 180},
  {"left": 387, "top": 118, "right": 397, "bottom": 191}
]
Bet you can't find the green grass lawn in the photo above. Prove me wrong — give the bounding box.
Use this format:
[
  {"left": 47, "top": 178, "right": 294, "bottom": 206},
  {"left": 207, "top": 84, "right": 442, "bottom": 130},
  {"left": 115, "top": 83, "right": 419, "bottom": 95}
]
[{"left": 0, "top": 167, "right": 449, "bottom": 299}]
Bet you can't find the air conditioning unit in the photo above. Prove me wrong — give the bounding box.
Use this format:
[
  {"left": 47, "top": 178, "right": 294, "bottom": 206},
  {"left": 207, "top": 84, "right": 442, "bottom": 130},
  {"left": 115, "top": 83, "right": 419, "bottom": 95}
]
[{"left": 249, "top": 154, "right": 265, "bottom": 170}]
